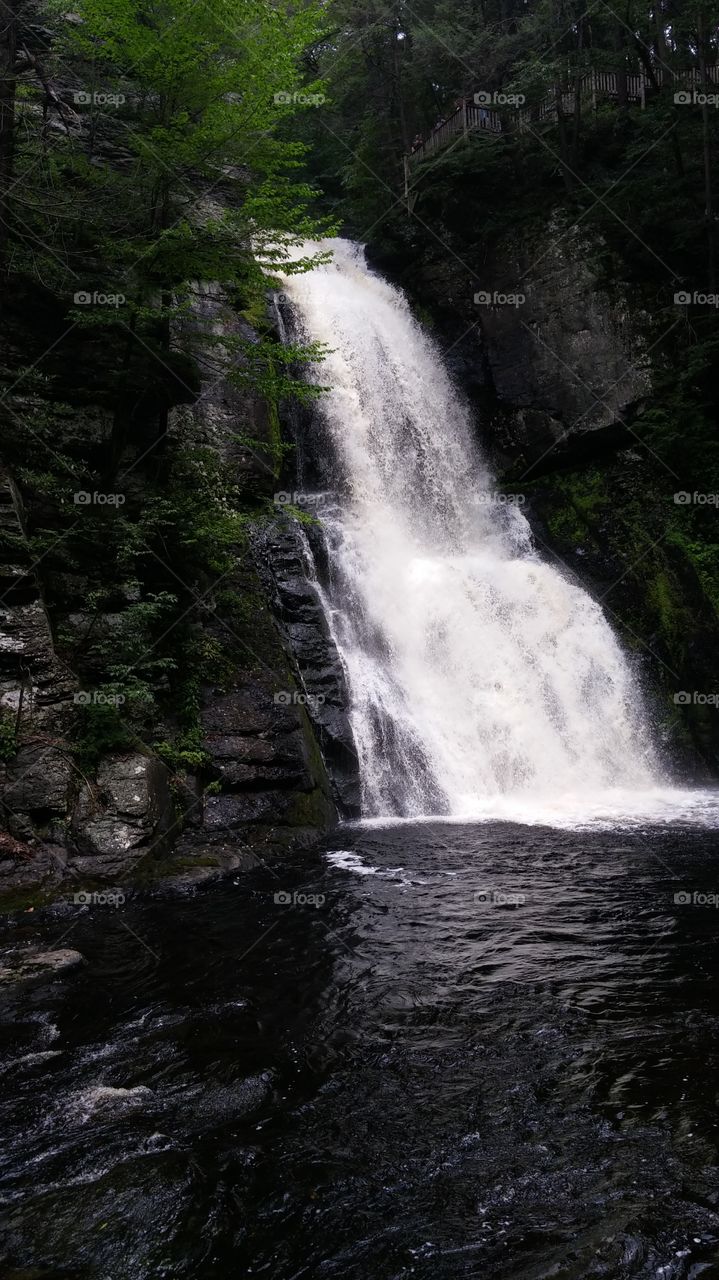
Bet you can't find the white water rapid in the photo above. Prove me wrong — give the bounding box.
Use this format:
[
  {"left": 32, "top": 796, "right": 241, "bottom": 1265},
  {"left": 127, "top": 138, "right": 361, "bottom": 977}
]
[{"left": 279, "top": 239, "right": 719, "bottom": 827}]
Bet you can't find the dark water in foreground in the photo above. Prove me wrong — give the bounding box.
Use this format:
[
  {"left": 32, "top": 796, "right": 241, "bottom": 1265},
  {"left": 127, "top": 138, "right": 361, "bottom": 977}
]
[{"left": 1, "top": 821, "right": 719, "bottom": 1279}]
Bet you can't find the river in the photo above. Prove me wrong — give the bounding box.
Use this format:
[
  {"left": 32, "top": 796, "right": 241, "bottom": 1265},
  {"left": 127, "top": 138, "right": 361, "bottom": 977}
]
[{"left": 2, "top": 818, "right": 719, "bottom": 1277}]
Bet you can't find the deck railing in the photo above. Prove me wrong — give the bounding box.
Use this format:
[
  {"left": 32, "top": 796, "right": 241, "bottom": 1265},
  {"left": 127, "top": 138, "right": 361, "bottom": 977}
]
[{"left": 406, "top": 65, "right": 719, "bottom": 179}]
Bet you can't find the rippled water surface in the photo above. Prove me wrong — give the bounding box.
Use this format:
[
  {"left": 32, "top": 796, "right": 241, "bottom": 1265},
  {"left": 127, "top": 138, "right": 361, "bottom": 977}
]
[{"left": 2, "top": 820, "right": 719, "bottom": 1278}]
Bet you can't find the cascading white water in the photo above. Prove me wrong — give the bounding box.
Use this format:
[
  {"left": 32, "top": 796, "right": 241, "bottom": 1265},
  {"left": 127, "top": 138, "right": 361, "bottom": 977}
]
[{"left": 278, "top": 239, "right": 716, "bottom": 826}]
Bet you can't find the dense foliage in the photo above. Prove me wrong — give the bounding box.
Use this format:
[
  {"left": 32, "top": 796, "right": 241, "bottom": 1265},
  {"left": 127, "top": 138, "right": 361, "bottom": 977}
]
[{"left": 0, "top": 0, "right": 334, "bottom": 763}]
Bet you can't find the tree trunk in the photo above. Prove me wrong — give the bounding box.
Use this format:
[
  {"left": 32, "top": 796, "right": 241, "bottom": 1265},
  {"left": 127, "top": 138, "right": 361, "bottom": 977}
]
[
  {"left": 0, "top": 0, "right": 19, "bottom": 274},
  {"left": 571, "top": 17, "right": 585, "bottom": 160},
  {"left": 391, "top": 20, "right": 409, "bottom": 156},
  {"left": 698, "top": 10, "right": 716, "bottom": 289},
  {"left": 555, "top": 82, "right": 573, "bottom": 193},
  {"left": 613, "top": 20, "right": 629, "bottom": 108}
]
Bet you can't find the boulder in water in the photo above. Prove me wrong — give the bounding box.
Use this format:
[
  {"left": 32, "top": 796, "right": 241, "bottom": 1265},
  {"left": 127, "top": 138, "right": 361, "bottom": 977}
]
[{"left": 0, "top": 947, "right": 84, "bottom": 985}]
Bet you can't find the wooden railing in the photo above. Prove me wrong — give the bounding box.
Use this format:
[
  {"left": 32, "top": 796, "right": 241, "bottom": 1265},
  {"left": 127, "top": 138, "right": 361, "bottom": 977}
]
[{"left": 406, "top": 65, "right": 719, "bottom": 177}]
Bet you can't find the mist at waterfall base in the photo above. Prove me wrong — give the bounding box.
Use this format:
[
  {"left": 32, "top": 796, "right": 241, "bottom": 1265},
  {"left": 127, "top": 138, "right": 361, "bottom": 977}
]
[{"left": 279, "top": 239, "right": 719, "bottom": 829}]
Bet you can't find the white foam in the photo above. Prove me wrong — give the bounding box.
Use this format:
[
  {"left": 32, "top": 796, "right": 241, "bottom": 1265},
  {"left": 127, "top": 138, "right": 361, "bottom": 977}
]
[
  {"left": 349, "top": 786, "right": 719, "bottom": 831},
  {"left": 325, "top": 850, "right": 380, "bottom": 876},
  {"left": 72, "top": 1084, "right": 154, "bottom": 1119},
  {"left": 281, "top": 241, "right": 684, "bottom": 824}
]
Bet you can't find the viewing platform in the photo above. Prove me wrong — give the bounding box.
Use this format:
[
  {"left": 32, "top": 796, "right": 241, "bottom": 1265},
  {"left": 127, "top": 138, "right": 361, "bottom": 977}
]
[{"left": 405, "top": 64, "right": 719, "bottom": 186}]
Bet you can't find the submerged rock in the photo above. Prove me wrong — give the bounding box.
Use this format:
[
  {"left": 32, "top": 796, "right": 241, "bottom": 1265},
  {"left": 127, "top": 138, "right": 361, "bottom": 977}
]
[
  {"left": 73, "top": 1084, "right": 155, "bottom": 1116},
  {"left": 187, "top": 1075, "right": 273, "bottom": 1129}
]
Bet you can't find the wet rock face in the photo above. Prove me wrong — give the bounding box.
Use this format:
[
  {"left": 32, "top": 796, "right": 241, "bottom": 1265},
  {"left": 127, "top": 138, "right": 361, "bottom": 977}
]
[
  {"left": 372, "top": 220, "right": 652, "bottom": 476},
  {"left": 475, "top": 220, "right": 651, "bottom": 464},
  {"left": 253, "top": 517, "right": 361, "bottom": 817},
  {"left": 71, "top": 753, "right": 175, "bottom": 877},
  {"left": 2, "top": 744, "right": 74, "bottom": 817},
  {"left": 0, "top": 468, "right": 80, "bottom": 895},
  {"left": 174, "top": 671, "right": 336, "bottom": 867},
  {"left": 0, "top": 282, "right": 343, "bottom": 905},
  {"left": 0, "top": 947, "right": 84, "bottom": 985},
  {"left": 164, "top": 282, "right": 340, "bottom": 871},
  {"left": 171, "top": 279, "right": 277, "bottom": 494}
]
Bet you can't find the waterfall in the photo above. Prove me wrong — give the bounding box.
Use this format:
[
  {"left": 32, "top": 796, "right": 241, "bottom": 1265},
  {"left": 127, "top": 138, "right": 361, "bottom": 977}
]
[{"left": 279, "top": 239, "right": 665, "bottom": 822}]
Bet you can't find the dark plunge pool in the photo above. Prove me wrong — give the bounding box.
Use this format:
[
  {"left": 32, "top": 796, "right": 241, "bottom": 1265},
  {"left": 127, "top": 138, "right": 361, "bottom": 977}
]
[{"left": 1, "top": 820, "right": 719, "bottom": 1278}]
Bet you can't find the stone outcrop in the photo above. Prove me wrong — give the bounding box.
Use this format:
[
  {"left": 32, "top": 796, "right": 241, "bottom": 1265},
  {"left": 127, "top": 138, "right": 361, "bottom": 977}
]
[
  {"left": 171, "top": 278, "right": 278, "bottom": 492},
  {"left": 0, "top": 467, "right": 77, "bottom": 898},
  {"left": 71, "top": 752, "right": 174, "bottom": 877},
  {"left": 174, "top": 665, "right": 336, "bottom": 866},
  {"left": 0, "top": 279, "right": 341, "bottom": 906},
  {"left": 0, "top": 946, "right": 84, "bottom": 985},
  {"left": 254, "top": 516, "right": 360, "bottom": 816},
  {"left": 0, "top": 460, "right": 179, "bottom": 900},
  {"left": 163, "top": 282, "right": 339, "bottom": 872},
  {"left": 474, "top": 219, "right": 652, "bottom": 470}
]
